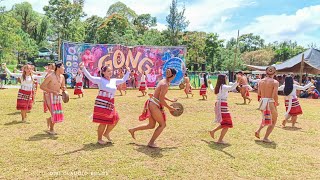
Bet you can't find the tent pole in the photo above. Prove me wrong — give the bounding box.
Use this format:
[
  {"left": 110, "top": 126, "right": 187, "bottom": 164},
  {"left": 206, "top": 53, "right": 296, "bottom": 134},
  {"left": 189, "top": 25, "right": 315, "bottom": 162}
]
[{"left": 299, "top": 54, "right": 305, "bottom": 84}]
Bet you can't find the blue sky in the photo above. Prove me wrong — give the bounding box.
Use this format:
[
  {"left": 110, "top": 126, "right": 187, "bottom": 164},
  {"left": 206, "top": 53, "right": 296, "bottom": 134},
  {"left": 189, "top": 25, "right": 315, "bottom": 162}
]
[{"left": 1, "top": 0, "right": 320, "bottom": 47}]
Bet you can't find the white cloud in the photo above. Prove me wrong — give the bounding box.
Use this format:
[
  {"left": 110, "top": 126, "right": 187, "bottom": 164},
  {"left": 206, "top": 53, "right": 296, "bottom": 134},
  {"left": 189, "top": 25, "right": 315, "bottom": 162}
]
[
  {"left": 240, "top": 5, "right": 320, "bottom": 46},
  {"left": 153, "top": 22, "right": 167, "bottom": 31}
]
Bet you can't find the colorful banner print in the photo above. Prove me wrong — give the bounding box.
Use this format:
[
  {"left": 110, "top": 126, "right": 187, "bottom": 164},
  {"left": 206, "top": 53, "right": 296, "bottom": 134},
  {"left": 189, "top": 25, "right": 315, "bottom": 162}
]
[{"left": 62, "top": 42, "right": 187, "bottom": 87}]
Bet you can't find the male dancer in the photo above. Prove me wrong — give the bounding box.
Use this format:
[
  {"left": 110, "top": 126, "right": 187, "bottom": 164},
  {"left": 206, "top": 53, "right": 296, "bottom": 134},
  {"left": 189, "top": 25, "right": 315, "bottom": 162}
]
[
  {"left": 255, "top": 66, "right": 279, "bottom": 143},
  {"left": 40, "top": 61, "right": 65, "bottom": 135},
  {"left": 237, "top": 71, "right": 252, "bottom": 104}
]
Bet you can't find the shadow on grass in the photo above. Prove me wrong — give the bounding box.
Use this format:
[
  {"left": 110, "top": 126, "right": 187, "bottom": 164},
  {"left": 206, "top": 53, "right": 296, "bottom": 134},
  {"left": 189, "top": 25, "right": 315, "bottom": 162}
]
[
  {"left": 70, "top": 97, "right": 79, "bottom": 100},
  {"left": 128, "top": 143, "right": 177, "bottom": 158},
  {"left": 4, "top": 120, "right": 29, "bottom": 125},
  {"left": 26, "top": 132, "right": 58, "bottom": 141},
  {"left": 235, "top": 103, "right": 247, "bottom": 105},
  {"left": 254, "top": 140, "right": 277, "bottom": 149},
  {"left": 282, "top": 126, "right": 303, "bottom": 131},
  {"left": 201, "top": 139, "right": 235, "bottom": 159},
  {"left": 59, "top": 142, "right": 113, "bottom": 155},
  {"left": 6, "top": 112, "right": 21, "bottom": 115}
]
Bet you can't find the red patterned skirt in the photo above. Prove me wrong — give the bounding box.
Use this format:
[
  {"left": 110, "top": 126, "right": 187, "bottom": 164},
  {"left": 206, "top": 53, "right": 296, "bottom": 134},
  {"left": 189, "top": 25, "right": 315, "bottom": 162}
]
[
  {"left": 47, "top": 93, "right": 64, "bottom": 123},
  {"left": 93, "top": 91, "right": 119, "bottom": 125},
  {"left": 16, "top": 89, "right": 33, "bottom": 110},
  {"left": 139, "top": 97, "right": 166, "bottom": 122},
  {"left": 139, "top": 81, "right": 146, "bottom": 91},
  {"left": 285, "top": 98, "right": 303, "bottom": 116},
  {"left": 74, "top": 82, "right": 83, "bottom": 95},
  {"left": 200, "top": 84, "right": 207, "bottom": 96},
  {"left": 215, "top": 101, "right": 233, "bottom": 128}
]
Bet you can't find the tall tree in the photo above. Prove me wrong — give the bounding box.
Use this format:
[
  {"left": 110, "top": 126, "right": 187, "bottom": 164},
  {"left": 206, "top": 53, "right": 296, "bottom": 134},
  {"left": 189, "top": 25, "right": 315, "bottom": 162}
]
[
  {"left": 182, "top": 31, "right": 206, "bottom": 66},
  {"left": 133, "top": 14, "right": 156, "bottom": 35},
  {"left": 96, "top": 14, "right": 130, "bottom": 44},
  {"left": 204, "top": 33, "right": 224, "bottom": 71},
  {"left": 106, "top": 1, "right": 137, "bottom": 21},
  {"left": 142, "top": 29, "right": 169, "bottom": 46},
  {"left": 166, "top": 0, "right": 189, "bottom": 46},
  {"left": 44, "top": 0, "right": 86, "bottom": 41},
  {"left": 238, "top": 33, "right": 265, "bottom": 53},
  {"left": 241, "top": 49, "right": 275, "bottom": 66},
  {"left": 11, "top": 2, "right": 35, "bottom": 33},
  {"left": 83, "top": 15, "right": 103, "bottom": 43}
]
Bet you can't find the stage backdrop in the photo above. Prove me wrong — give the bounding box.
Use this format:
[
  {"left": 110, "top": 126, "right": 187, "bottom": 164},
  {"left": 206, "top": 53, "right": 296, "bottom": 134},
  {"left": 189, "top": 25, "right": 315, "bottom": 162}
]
[{"left": 62, "top": 42, "right": 187, "bottom": 87}]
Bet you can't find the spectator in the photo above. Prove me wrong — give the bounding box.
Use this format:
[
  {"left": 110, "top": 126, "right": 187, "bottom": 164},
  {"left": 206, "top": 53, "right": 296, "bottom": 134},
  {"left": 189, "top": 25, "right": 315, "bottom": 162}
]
[{"left": 308, "top": 86, "right": 319, "bottom": 99}]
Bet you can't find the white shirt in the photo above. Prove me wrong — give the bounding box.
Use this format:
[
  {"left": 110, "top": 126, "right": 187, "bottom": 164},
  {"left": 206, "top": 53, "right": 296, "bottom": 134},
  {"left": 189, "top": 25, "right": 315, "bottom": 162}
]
[
  {"left": 216, "top": 82, "right": 238, "bottom": 100},
  {"left": 199, "top": 74, "right": 209, "bottom": 85},
  {"left": 75, "top": 74, "right": 83, "bottom": 83},
  {"left": 5, "top": 68, "right": 46, "bottom": 90},
  {"left": 141, "top": 74, "right": 146, "bottom": 82},
  {"left": 82, "top": 67, "right": 130, "bottom": 98},
  {"left": 278, "top": 82, "right": 313, "bottom": 99}
]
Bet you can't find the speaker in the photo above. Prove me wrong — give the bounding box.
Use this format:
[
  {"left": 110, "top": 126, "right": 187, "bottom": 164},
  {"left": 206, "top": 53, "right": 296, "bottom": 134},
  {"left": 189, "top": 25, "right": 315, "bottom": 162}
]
[
  {"left": 201, "top": 63, "right": 206, "bottom": 71},
  {"left": 193, "top": 63, "right": 198, "bottom": 71}
]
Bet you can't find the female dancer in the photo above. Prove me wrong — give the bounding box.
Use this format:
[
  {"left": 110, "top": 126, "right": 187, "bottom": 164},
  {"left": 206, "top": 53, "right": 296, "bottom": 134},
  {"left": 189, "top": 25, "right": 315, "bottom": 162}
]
[
  {"left": 79, "top": 62, "right": 130, "bottom": 144},
  {"left": 209, "top": 74, "right": 238, "bottom": 144},
  {"left": 199, "top": 73, "right": 208, "bottom": 100},
  {"left": 129, "top": 68, "right": 178, "bottom": 148},
  {"left": 73, "top": 69, "right": 84, "bottom": 98},
  {"left": 139, "top": 71, "right": 148, "bottom": 96},
  {"left": 117, "top": 68, "right": 127, "bottom": 96},
  {"left": 279, "top": 76, "right": 313, "bottom": 127},
  {"left": 3, "top": 64, "right": 46, "bottom": 122}
]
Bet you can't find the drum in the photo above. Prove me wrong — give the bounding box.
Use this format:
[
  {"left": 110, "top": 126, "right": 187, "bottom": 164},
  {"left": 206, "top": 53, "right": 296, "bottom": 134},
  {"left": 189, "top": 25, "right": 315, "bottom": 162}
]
[
  {"left": 170, "top": 102, "right": 184, "bottom": 117},
  {"left": 179, "top": 83, "right": 185, "bottom": 89},
  {"left": 61, "top": 91, "right": 69, "bottom": 103}
]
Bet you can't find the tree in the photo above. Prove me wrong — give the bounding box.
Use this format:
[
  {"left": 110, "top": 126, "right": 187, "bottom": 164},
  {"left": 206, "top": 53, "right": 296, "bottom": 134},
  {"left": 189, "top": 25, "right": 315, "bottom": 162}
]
[
  {"left": 269, "top": 41, "right": 306, "bottom": 63},
  {"left": 11, "top": 2, "right": 36, "bottom": 33},
  {"left": 96, "top": 14, "right": 130, "bottom": 44},
  {"left": 204, "top": 33, "right": 224, "bottom": 71},
  {"left": 83, "top": 15, "right": 104, "bottom": 43},
  {"left": 142, "top": 29, "right": 169, "bottom": 46},
  {"left": 44, "top": 0, "right": 86, "bottom": 41},
  {"left": 221, "top": 48, "right": 244, "bottom": 71},
  {"left": 241, "top": 49, "right": 275, "bottom": 66},
  {"left": 182, "top": 31, "right": 206, "bottom": 66},
  {"left": 133, "top": 14, "right": 156, "bottom": 35},
  {"left": 166, "top": 0, "right": 189, "bottom": 45},
  {"left": 106, "top": 1, "right": 137, "bottom": 21},
  {"left": 238, "top": 33, "right": 265, "bottom": 53}
]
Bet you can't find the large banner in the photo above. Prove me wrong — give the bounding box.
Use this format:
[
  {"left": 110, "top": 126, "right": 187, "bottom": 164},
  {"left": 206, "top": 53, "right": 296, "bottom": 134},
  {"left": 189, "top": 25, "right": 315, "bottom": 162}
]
[{"left": 62, "top": 42, "right": 187, "bottom": 87}]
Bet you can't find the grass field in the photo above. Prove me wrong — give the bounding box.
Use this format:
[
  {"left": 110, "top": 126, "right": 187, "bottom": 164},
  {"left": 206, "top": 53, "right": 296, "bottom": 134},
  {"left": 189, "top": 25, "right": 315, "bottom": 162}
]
[{"left": 0, "top": 88, "right": 319, "bottom": 179}]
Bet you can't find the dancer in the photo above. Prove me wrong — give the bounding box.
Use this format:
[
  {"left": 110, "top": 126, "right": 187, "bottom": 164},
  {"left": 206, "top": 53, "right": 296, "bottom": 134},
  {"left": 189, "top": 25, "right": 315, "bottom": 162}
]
[
  {"left": 43, "top": 63, "right": 55, "bottom": 114},
  {"left": 128, "top": 68, "right": 178, "bottom": 148},
  {"left": 209, "top": 74, "right": 238, "bottom": 144},
  {"left": 237, "top": 71, "right": 252, "bottom": 104},
  {"left": 117, "top": 68, "right": 127, "bottom": 96},
  {"left": 130, "top": 70, "right": 138, "bottom": 88},
  {"left": 255, "top": 66, "right": 279, "bottom": 143},
  {"left": 79, "top": 62, "right": 130, "bottom": 144},
  {"left": 3, "top": 63, "right": 46, "bottom": 122},
  {"left": 139, "top": 71, "right": 148, "bottom": 96},
  {"left": 199, "top": 73, "right": 208, "bottom": 100},
  {"left": 73, "top": 69, "right": 84, "bottom": 98},
  {"left": 278, "top": 76, "right": 313, "bottom": 127},
  {"left": 184, "top": 73, "right": 194, "bottom": 98},
  {"left": 40, "top": 61, "right": 66, "bottom": 135}
]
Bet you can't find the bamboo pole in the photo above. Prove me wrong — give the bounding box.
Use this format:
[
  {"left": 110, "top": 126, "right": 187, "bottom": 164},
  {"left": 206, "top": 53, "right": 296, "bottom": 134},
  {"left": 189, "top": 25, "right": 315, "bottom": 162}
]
[
  {"left": 232, "top": 30, "right": 240, "bottom": 82},
  {"left": 299, "top": 53, "right": 305, "bottom": 84}
]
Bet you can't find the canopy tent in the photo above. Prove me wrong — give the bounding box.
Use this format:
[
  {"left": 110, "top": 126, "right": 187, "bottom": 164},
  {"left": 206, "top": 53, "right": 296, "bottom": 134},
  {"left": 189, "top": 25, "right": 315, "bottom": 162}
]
[{"left": 246, "top": 48, "right": 320, "bottom": 74}]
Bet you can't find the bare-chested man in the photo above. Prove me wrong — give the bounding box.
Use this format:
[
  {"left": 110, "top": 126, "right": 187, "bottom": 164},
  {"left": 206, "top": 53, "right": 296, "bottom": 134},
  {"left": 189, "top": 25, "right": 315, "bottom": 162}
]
[
  {"left": 128, "top": 68, "right": 178, "bottom": 148},
  {"left": 237, "top": 71, "right": 252, "bottom": 104},
  {"left": 40, "top": 61, "right": 66, "bottom": 135},
  {"left": 184, "top": 73, "right": 194, "bottom": 98},
  {"left": 255, "top": 66, "right": 279, "bottom": 143}
]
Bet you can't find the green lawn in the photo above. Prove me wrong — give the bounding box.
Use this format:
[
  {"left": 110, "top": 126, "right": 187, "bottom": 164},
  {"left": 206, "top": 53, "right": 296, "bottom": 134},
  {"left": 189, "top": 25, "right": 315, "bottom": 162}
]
[{"left": 0, "top": 88, "right": 319, "bottom": 179}]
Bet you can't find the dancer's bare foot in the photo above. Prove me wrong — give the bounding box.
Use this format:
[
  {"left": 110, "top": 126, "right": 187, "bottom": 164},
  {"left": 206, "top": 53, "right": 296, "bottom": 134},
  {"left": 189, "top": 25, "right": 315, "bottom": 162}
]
[
  {"left": 98, "top": 140, "right": 106, "bottom": 145},
  {"left": 47, "top": 130, "right": 57, "bottom": 135},
  {"left": 209, "top": 131, "right": 215, "bottom": 139},
  {"left": 262, "top": 138, "right": 272, "bottom": 143},
  {"left": 148, "top": 143, "right": 158, "bottom": 148},
  {"left": 216, "top": 140, "right": 228, "bottom": 145},
  {"left": 103, "top": 133, "right": 112, "bottom": 142},
  {"left": 282, "top": 120, "right": 286, "bottom": 127},
  {"left": 248, "top": 98, "right": 252, "bottom": 104},
  {"left": 191, "top": 94, "right": 194, "bottom": 97},
  {"left": 255, "top": 131, "right": 260, "bottom": 139},
  {"left": 22, "top": 119, "right": 26, "bottom": 123},
  {"left": 128, "top": 129, "right": 135, "bottom": 139}
]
